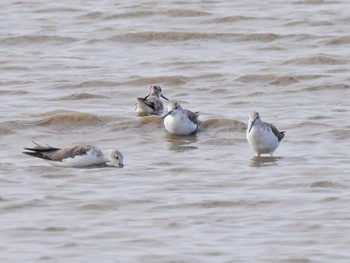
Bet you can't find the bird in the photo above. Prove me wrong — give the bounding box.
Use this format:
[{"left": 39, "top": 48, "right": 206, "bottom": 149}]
[
  {"left": 23, "top": 142, "right": 124, "bottom": 168},
  {"left": 246, "top": 111, "right": 285, "bottom": 157},
  {"left": 162, "top": 101, "right": 199, "bottom": 135},
  {"left": 135, "top": 85, "right": 169, "bottom": 115}
]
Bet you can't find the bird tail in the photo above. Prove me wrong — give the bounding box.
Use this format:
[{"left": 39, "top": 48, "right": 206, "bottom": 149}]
[
  {"left": 23, "top": 141, "right": 60, "bottom": 160},
  {"left": 280, "top": 131, "right": 286, "bottom": 140},
  {"left": 22, "top": 150, "right": 47, "bottom": 159}
]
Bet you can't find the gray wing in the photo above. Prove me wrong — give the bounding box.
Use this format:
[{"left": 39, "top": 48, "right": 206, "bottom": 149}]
[
  {"left": 51, "top": 145, "right": 97, "bottom": 161},
  {"left": 185, "top": 110, "right": 199, "bottom": 126},
  {"left": 137, "top": 96, "right": 163, "bottom": 113},
  {"left": 266, "top": 123, "right": 285, "bottom": 142},
  {"left": 23, "top": 143, "right": 96, "bottom": 161}
]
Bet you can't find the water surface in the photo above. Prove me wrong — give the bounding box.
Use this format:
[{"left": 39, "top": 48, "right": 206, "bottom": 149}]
[{"left": 1, "top": 0, "right": 350, "bottom": 262}]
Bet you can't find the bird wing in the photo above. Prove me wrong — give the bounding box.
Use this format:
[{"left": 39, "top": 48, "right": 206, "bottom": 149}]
[
  {"left": 23, "top": 144, "right": 96, "bottom": 161},
  {"left": 137, "top": 97, "right": 157, "bottom": 111},
  {"left": 266, "top": 123, "right": 285, "bottom": 142},
  {"left": 185, "top": 110, "right": 199, "bottom": 126},
  {"left": 137, "top": 96, "right": 164, "bottom": 114}
]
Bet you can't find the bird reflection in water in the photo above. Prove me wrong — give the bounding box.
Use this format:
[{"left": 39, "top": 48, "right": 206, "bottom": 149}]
[
  {"left": 164, "top": 133, "right": 198, "bottom": 152},
  {"left": 249, "top": 156, "right": 282, "bottom": 168}
]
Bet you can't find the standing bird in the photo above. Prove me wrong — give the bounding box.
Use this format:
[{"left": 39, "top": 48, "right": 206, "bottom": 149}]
[
  {"left": 135, "top": 85, "right": 169, "bottom": 115},
  {"left": 246, "top": 111, "right": 285, "bottom": 157},
  {"left": 23, "top": 142, "right": 124, "bottom": 168},
  {"left": 162, "top": 101, "right": 199, "bottom": 135}
]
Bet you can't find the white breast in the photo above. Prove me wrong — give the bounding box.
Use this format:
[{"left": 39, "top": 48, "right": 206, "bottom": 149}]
[
  {"left": 164, "top": 115, "right": 197, "bottom": 135},
  {"left": 246, "top": 125, "right": 280, "bottom": 154}
]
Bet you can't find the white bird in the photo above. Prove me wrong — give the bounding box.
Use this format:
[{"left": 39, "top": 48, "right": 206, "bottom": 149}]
[
  {"left": 246, "top": 111, "right": 285, "bottom": 157},
  {"left": 162, "top": 101, "right": 199, "bottom": 135},
  {"left": 23, "top": 142, "right": 124, "bottom": 168},
  {"left": 135, "top": 85, "right": 169, "bottom": 115}
]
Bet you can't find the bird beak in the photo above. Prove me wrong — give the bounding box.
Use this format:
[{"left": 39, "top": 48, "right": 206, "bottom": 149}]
[
  {"left": 119, "top": 163, "right": 124, "bottom": 168},
  {"left": 161, "top": 94, "right": 169, "bottom": 101},
  {"left": 161, "top": 110, "right": 172, "bottom": 119},
  {"left": 248, "top": 117, "right": 258, "bottom": 133}
]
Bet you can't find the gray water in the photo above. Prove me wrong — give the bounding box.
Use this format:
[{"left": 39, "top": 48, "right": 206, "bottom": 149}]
[{"left": 1, "top": 0, "right": 350, "bottom": 262}]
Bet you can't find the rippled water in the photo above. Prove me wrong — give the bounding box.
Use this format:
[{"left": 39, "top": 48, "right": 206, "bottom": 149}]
[{"left": 1, "top": 0, "right": 350, "bottom": 262}]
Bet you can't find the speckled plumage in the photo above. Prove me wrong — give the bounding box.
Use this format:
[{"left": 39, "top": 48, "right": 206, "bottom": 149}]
[{"left": 23, "top": 142, "right": 123, "bottom": 168}]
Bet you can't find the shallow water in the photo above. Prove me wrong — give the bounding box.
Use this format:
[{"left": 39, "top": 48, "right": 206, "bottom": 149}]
[{"left": 1, "top": 0, "right": 350, "bottom": 262}]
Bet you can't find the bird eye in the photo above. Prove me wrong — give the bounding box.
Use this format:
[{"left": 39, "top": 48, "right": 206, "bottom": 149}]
[{"left": 115, "top": 155, "right": 119, "bottom": 160}]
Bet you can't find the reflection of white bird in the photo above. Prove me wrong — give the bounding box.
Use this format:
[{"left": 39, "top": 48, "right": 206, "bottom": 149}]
[
  {"left": 23, "top": 142, "right": 124, "bottom": 168},
  {"left": 162, "top": 101, "right": 199, "bottom": 135},
  {"left": 246, "top": 111, "right": 285, "bottom": 157},
  {"left": 135, "top": 85, "right": 169, "bottom": 115}
]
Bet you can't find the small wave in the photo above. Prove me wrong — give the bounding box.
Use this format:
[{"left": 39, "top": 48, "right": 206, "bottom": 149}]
[
  {"left": 165, "top": 9, "right": 211, "bottom": 17},
  {"left": 137, "top": 115, "right": 163, "bottom": 126},
  {"left": 124, "top": 76, "right": 188, "bottom": 86},
  {"left": 296, "top": 121, "right": 332, "bottom": 128},
  {"left": 43, "top": 227, "right": 68, "bottom": 232},
  {"left": 304, "top": 83, "right": 349, "bottom": 91},
  {"left": 200, "top": 118, "right": 246, "bottom": 132},
  {"left": 55, "top": 93, "right": 109, "bottom": 100},
  {"left": 239, "top": 33, "right": 282, "bottom": 42},
  {"left": 104, "top": 11, "right": 155, "bottom": 20},
  {"left": 36, "top": 112, "right": 105, "bottom": 126},
  {"left": 105, "top": 9, "right": 210, "bottom": 20},
  {"left": 34, "top": 7, "right": 82, "bottom": 13},
  {"left": 0, "top": 66, "right": 30, "bottom": 71},
  {"left": 1, "top": 35, "right": 77, "bottom": 45},
  {"left": 309, "top": 115, "right": 331, "bottom": 120},
  {"left": 236, "top": 74, "right": 275, "bottom": 83},
  {"left": 322, "top": 36, "right": 350, "bottom": 46},
  {"left": 199, "top": 200, "right": 244, "bottom": 208},
  {"left": 247, "top": 91, "right": 265, "bottom": 96},
  {"left": 77, "top": 80, "right": 119, "bottom": 88},
  {"left": 308, "top": 181, "right": 343, "bottom": 188},
  {"left": 285, "top": 19, "right": 332, "bottom": 27},
  {"left": 109, "top": 116, "right": 162, "bottom": 132},
  {"left": 69, "top": 76, "right": 187, "bottom": 88},
  {"left": 283, "top": 54, "right": 348, "bottom": 65},
  {"left": 177, "top": 199, "right": 275, "bottom": 209},
  {"left": 109, "top": 32, "right": 211, "bottom": 42},
  {"left": 294, "top": 0, "right": 340, "bottom": 5},
  {"left": 109, "top": 119, "right": 139, "bottom": 132},
  {"left": 330, "top": 129, "right": 350, "bottom": 140},
  {"left": 79, "top": 11, "right": 105, "bottom": 19},
  {"left": 296, "top": 74, "right": 328, "bottom": 80},
  {"left": 209, "top": 88, "right": 228, "bottom": 94},
  {"left": 3, "top": 199, "right": 45, "bottom": 212},
  {"left": 0, "top": 127, "right": 14, "bottom": 135},
  {"left": 270, "top": 76, "right": 299, "bottom": 85},
  {"left": 207, "top": 15, "right": 255, "bottom": 23},
  {"left": 283, "top": 20, "right": 308, "bottom": 27},
  {"left": 108, "top": 31, "right": 233, "bottom": 42},
  {"left": 238, "top": 74, "right": 299, "bottom": 86},
  {"left": 79, "top": 201, "right": 120, "bottom": 211},
  {"left": 104, "top": 32, "right": 288, "bottom": 43},
  {"left": 0, "top": 89, "right": 29, "bottom": 95},
  {"left": 59, "top": 242, "right": 79, "bottom": 248},
  {"left": 0, "top": 196, "right": 8, "bottom": 202}
]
